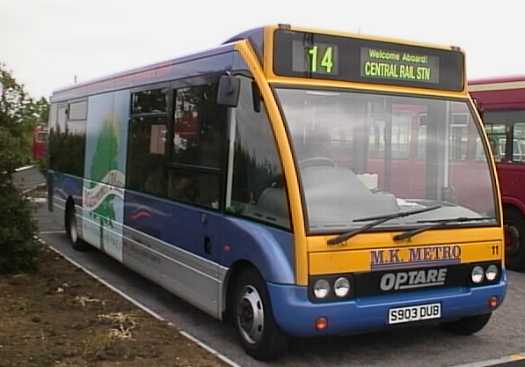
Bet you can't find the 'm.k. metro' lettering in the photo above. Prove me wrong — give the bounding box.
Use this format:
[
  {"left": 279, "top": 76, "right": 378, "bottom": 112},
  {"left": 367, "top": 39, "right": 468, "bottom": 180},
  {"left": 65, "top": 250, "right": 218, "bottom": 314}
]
[{"left": 370, "top": 245, "right": 461, "bottom": 270}]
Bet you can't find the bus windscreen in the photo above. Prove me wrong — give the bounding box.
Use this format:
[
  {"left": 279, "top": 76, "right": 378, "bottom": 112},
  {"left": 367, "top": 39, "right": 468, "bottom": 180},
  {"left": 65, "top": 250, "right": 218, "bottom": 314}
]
[{"left": 273, "top": 29, "right": 464, "bottom": 91}]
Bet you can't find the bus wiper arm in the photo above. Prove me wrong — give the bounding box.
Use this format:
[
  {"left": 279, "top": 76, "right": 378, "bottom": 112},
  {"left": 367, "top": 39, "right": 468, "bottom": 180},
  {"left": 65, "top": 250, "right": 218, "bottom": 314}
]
[
  {"left": 327, "top": 205, "right": 442, "bottom": 245},
  {"left": 393, "top": 216, "right": 496, "bottom": 241}
]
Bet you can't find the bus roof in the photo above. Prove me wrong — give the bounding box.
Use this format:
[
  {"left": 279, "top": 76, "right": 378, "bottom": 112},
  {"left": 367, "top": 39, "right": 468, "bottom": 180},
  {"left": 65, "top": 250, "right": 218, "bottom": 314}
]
[
  {"left": 470, "top": 75, "right": 525, "bottom": 86},
  {"left": 51, "top": 24, "right": 467, "bottom": 102},
  {"left": 469, "top": 75, "right": 525, "bottom": 111},
  {"left": 51, "top": 43, "right": 237, "bottom": 102}
]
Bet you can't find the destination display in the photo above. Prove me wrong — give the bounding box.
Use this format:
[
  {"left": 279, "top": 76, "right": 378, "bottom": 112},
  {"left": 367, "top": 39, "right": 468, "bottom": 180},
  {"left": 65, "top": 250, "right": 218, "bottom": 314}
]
[
  {"left": 360, "top": 47, "right": 439, "bottom": 84},
  {"left": 292, "top": 40, "right": 338, "bottom": 75},
  {"left": 274, "top": 29, "right": 464, "bottom": 91}
]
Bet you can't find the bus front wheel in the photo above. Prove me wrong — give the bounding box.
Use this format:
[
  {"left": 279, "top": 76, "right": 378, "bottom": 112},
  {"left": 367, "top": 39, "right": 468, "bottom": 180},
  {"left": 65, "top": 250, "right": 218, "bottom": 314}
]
[
  {"left": 441, "top": 313, "right": 492, "bottom": 335},
  {"left": 65, "top": 203, "right": 89, "bottom": 251},
  {"left": 504, "top": 207, "right": 525, "bottom": 270},
  {"left": 233, "top": 268, "right": 288, "bottom": 360}
]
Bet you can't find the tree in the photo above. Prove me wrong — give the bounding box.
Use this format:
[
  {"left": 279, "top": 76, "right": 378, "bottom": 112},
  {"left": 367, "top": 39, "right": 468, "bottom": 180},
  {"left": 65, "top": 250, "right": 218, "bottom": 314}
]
[{"left": 0, "top": 63, "right": 48, "bottom": 273}]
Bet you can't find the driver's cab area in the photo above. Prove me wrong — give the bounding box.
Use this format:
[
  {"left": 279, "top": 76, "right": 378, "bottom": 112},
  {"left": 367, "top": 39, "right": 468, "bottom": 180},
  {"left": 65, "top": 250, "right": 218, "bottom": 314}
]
[{"left": 223, "top": 76, "right": 291, "bottom": 230}]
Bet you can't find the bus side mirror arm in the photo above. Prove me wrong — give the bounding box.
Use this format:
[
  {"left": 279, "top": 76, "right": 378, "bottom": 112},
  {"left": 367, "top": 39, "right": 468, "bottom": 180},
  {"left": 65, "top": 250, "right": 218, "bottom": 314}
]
[
  {"left": 217, "top": 74, "right": 241, "bottom": 107},
  {"left": 251, "top": 81, "right": 261, "bottom": 113}
]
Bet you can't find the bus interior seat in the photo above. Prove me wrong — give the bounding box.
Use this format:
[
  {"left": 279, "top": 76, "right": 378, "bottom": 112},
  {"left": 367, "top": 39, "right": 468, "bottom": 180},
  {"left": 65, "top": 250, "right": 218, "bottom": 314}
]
[
  {"left": 253, "top": 187, "right": 288, "bottom": 223},
  {"left": 301, "top": 165, "right": 398, "bottom": 222}
]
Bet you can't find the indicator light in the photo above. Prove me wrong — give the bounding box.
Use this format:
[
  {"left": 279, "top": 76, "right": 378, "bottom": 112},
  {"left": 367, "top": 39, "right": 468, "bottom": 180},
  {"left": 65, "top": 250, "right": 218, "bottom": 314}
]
[{"left": 315, "top": 317, "right": 328, "bottom": 331}]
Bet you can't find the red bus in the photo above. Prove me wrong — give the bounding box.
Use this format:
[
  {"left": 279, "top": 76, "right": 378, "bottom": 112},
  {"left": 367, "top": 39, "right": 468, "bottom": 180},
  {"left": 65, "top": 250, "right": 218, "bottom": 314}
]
[
  {"left": 32, "top": 125, "right": 48, "bottom": 161},
  {"left": 470, "top": 75, "right": 525, "bottom": 270}
]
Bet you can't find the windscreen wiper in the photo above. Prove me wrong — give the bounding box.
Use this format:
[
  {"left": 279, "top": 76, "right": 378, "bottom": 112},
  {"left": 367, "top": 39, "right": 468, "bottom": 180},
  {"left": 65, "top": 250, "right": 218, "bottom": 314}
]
[
  {"left": 393, "top": 216, "right": 496, "bottom": 241},
  {"left": 327, "top": 204, "right": 442, "bottom": 245}
]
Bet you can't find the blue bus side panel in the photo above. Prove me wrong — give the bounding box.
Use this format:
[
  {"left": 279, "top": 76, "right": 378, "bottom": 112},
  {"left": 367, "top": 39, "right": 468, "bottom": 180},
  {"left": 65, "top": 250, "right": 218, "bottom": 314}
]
[
  {"left": 124, "top": 191, "right": 172, "bottom": 240},
  {"left": 82, "top": 90, "right": 129, "bottom": 261},
  {"left": 47, "top": 171, "right": 82, "bottom": 234},
  {"left": 220, "top": 217, "right": 295, "bottom": 284},
  {"left": 123, "top": 190, "right": 229, "bottom": 317},
  {"left": 124, "top": 191, "right": 226, "bottom": 264},
  {"left": 123, "top": 188, "right": 295, "bottom": 285},
  {"left": 49, "top": 171, "right": 83, "bottom": 208}
]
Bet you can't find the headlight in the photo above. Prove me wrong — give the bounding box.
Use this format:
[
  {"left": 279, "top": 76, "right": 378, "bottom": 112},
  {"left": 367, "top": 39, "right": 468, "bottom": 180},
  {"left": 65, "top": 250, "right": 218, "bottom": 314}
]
[
  {"left": 471, "top": 266, "right": 484, "bottom": 284},
  {"left": 334, "top": 277, "right": 350, "bottom": 297},
  {"left": 313, "top": 279, "right": 330, "bottom": 299},
  {"left": 485, "top": 265, "right": 498, "bottom": 281}
]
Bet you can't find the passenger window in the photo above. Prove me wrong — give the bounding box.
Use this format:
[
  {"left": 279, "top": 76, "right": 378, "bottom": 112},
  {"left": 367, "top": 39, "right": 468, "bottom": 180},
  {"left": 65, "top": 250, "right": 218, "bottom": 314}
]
[
  {"left": 69, "top": 101, "right": 88, "bottom": 120},
  {"left": 128, "top": 87, "right": 169, "bottom": 197},
  {"left": 227, "top": 77, "right": 290, "bottom": 229},
  {"left": 48, "top": 102, "right": 86, "bottom": 177},
  {"left": 512, "top": 122, "right": 525, "bottom": 163},
  {"left": 448, "top": 106, "right": 483, "bottom": 162},
  {"left": 128, "top": 115, "right": 169, "bottom": 196},
  {"left": 167, "top": 170, "right": 221, "bottom": 209},
  {"left": 173, "top": 84, "right": 226, "bottom": 168},
  {"left": 132, "top": 88, "right": 168, "bottom": 114},
  {"left": 166, "top": 81, "right": 226, "bottom": 209},
  {"left": 485, "top": 123, "right": 508, "bottom": 162}
]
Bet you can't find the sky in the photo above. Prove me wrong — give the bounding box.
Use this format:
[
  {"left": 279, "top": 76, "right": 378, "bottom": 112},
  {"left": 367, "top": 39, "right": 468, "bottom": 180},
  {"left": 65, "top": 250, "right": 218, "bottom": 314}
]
[{"left": 1, "top": 0, "right": 523, "bottom": 99}]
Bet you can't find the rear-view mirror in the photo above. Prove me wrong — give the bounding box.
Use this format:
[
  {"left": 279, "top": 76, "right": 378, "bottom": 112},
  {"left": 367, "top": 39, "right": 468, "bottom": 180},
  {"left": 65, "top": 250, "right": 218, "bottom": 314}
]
[{"left": 217, "top": 75, "right": 240, "bottom": 107}]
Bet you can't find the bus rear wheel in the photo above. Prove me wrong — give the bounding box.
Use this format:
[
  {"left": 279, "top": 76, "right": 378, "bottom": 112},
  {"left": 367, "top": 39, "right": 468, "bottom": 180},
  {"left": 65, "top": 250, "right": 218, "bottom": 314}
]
[
  {"left": 66, "top": 204, "right": 89, "bottom": 251},
  {"left": 233, "top": 268, "right": 288, "bottom": 360},
  {"left": 441, "top": 313, "right": 492, "bottom": 335},
  {"left": 504, "top": 207, "right": 525, "bottom": 270}
]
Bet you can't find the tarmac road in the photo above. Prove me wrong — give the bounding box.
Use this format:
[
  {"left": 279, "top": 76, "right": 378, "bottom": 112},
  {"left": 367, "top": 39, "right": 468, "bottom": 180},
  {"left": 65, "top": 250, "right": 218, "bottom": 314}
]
[
  {"left": 13, "top": 165, "right": 45, "bottom": 193},
  {"left": 35, "top": 202, "right": 525, "bottom": 367}
]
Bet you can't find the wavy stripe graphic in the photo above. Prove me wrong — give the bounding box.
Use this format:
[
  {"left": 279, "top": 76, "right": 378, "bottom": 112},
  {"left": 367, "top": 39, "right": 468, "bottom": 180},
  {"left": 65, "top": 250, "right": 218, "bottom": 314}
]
[{"left": 83, "top": 170, "right": 125, "bottom": 211}]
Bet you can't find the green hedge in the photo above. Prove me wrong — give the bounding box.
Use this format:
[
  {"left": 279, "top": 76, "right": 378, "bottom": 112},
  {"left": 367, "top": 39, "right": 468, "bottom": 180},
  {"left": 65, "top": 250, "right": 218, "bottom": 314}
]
[
  {"left": 0, "top": 182, "right": 39, "bottom": 274},
  {"left": 0, "top": 64, "right": 45, "bottom": 274}
]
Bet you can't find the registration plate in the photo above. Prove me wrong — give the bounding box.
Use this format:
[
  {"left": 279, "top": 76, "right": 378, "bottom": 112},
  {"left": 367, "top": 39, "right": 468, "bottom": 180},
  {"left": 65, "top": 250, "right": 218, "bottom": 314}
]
[{"left": 388, "top": 303, "right": 441, "bottom": 324}]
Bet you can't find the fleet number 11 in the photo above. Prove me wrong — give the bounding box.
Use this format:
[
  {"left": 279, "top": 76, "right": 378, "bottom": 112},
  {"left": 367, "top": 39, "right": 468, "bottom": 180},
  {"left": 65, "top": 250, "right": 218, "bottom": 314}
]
[{"left": 308, "top": 46, "right": 334, "bottom": 73}]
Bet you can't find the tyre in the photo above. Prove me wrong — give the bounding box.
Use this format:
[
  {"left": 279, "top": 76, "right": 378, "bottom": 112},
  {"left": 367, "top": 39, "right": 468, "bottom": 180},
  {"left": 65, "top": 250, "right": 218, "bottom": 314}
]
[
  {"left": 441, "top": 313, "right": 492, "bottom": 335},
  {"left": 66, "top": 204, "right": 89, "bottom": 251},
  {"left": 233, "top": 268, "right": 288, "bottom": 360},
  {"left": 504, "top": 207, "right": 525, "bottom": 270}
]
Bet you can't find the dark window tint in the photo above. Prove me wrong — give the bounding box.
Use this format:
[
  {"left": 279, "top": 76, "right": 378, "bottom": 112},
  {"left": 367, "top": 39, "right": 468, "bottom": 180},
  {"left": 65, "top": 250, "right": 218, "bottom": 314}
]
[
  {"left": 173, "top": 84, "right": 226, "bottom": 168},
  {"left": 48, "top": 102, "right": 86, "bottom": 177},
  {"left": 132, "top": 88, "right": 168, "bottom": 114},
  {"left": 228, "top": 77, "right": 290, "bottom": 229},
  {"left": 167, "top": 170, "right": 221, "bottom": 209},
  {"left": 165, "top": 81, "right": 226, "bottom": 209},
  {"left": 127, "top": 115, "right": 168, "bottom": 196}
]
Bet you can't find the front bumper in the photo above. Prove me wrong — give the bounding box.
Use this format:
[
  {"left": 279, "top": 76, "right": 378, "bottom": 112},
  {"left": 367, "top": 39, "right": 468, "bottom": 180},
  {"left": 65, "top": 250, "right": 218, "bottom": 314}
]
[{"left": 267, "top": 271, "right": 507, "bottom": 337}]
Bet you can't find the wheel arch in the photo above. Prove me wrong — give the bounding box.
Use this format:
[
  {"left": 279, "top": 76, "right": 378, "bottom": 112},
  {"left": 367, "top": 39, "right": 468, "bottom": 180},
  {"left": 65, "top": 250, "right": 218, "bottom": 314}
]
[
  {"left": 502, "top": 198, "right": 525, "bottom": 219},
  {"left": 502, "top": 200, "right": 525, "bottom": 270},
  {"left": 222, "top": 259, "right": 259, "bottom": 321},
  {"left": 65, "top": 196, "right": 76, "bottom": 228}
]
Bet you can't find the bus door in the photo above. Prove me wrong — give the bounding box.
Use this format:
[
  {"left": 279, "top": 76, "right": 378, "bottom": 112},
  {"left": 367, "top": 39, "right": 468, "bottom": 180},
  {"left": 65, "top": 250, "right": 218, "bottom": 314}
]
[{"left": 167, "top": 82, "right": 226, "bottom": 258}]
